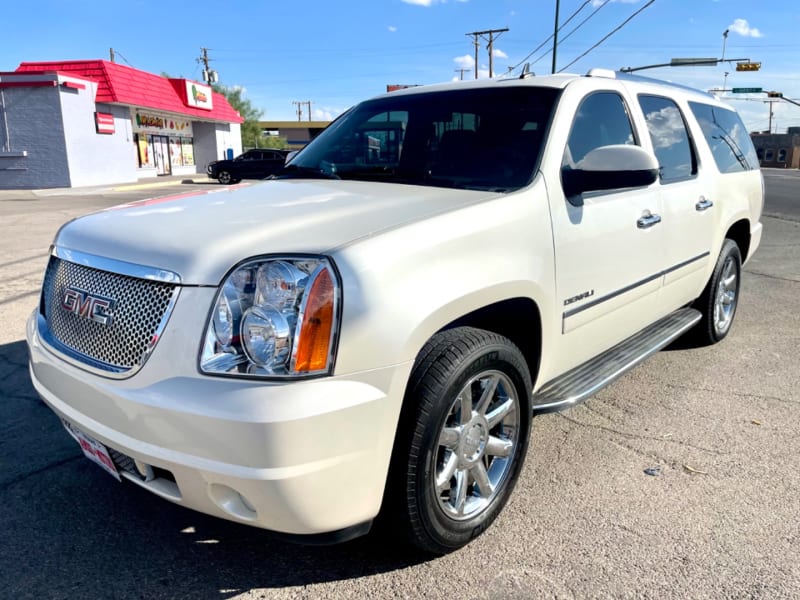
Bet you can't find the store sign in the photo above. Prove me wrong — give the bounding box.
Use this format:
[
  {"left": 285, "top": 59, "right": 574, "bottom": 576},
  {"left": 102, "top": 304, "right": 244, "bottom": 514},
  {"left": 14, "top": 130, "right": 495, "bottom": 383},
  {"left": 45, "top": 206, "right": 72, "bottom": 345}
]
[
  {"left": 95, "top": 112, "right": 115, "bottom": 134},
  {"left": 132, "top": 110, "right": 193, "bottom": 136},
  {"left": 185, "top": 81, "right": 213, "bottom": 110}
]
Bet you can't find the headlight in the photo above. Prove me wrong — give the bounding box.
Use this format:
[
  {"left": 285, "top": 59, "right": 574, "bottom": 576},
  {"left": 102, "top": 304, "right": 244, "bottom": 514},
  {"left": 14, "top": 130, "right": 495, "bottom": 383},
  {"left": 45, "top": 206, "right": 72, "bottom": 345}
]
[{"left": 200, "top": 256, "right": 340, "bottom": 378}]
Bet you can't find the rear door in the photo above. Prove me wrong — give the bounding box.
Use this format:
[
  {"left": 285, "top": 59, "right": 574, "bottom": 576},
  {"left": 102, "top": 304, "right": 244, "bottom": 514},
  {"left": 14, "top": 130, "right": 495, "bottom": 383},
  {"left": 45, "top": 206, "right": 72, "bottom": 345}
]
[{"left": 634, "top": 94, "right": 714, "bottom": 313}]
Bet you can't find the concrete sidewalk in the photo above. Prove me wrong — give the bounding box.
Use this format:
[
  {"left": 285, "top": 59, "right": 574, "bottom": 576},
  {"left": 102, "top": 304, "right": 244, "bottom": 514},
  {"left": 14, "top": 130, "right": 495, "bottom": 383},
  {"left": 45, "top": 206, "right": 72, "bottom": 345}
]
[{"left": 0, "top": 174, "right": 214, "bottom": 199}]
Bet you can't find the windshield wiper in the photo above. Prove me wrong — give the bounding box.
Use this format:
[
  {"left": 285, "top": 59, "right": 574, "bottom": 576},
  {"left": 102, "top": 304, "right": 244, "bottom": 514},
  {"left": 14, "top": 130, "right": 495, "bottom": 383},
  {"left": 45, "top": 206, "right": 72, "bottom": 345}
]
[{"left": 273, "top": 164, "right": 341, "bottom": 180}]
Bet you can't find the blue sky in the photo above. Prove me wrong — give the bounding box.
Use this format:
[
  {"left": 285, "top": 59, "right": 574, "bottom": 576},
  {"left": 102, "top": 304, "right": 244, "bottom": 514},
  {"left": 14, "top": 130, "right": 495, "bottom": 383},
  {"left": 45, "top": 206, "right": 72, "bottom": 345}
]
[{"left": 2, "top": 0, "right": 797, "bottom": 132}]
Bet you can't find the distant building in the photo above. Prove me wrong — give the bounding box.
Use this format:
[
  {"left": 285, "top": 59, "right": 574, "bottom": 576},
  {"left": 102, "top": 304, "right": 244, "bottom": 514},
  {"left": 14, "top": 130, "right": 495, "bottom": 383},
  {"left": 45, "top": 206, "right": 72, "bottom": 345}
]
[
  {"left": 0, "top": 59, "right": 243, "bottom": 189},
  {"left": 750, "top": 130, "right": 800, "bottom": 169},
  {"left": 259, "top": 121, "right": 330, "bottom": 150}
]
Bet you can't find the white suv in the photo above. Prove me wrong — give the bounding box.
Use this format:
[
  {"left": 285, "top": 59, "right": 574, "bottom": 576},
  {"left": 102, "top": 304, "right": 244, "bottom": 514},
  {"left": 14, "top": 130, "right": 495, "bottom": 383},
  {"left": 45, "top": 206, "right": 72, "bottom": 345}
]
[{"left": 27, "top": 69, "right": 763, "bottom": 554}]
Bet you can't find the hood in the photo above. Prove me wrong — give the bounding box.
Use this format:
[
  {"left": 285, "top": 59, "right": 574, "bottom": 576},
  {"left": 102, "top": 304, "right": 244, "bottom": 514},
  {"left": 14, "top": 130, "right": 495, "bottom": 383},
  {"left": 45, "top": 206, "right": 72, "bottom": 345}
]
[{"left": 55, "top": 179, "right": 499, "bottom": 285}]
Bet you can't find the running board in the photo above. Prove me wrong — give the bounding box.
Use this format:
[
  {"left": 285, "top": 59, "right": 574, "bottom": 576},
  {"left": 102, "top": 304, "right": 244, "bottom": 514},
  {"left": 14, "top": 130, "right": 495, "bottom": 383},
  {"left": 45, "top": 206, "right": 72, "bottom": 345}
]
[{"left": 532, "top": 307, "right": 701, "bottom": 414}]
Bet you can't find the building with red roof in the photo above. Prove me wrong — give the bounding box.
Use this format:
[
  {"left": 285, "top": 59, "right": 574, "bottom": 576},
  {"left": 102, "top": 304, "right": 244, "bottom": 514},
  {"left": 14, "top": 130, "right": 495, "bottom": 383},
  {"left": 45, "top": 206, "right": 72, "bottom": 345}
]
[{"left": 0, "top": 59, "right": 244, "bottom": 189}]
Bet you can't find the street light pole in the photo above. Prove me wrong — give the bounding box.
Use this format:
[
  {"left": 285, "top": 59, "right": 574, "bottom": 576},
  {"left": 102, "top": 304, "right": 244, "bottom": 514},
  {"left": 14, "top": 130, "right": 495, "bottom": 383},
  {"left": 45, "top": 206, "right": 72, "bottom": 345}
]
[{"left": 721, "top": 29, "right": 729, "bottom": 90}]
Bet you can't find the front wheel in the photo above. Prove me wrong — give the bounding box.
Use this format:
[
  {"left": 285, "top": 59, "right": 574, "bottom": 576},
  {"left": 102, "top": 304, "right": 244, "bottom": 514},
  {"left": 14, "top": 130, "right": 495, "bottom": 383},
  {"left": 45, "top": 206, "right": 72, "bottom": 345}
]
[
  {"left": 692, "top": 239, "right": 742, "bottom": 344},
  {"left": 388, "top": 327, "right": 532, "bottom": 554},
  {"left": 217, "top": 170, "right": 234, "bottom": 185}
]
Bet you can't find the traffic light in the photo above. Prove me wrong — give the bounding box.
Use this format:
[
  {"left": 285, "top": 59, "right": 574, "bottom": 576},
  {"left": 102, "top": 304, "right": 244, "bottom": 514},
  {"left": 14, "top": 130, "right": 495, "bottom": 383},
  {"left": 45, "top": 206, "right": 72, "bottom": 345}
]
[
  {"left": 767, "top": 91, "right": 783, "bottom": 98},
  {"left": 736, "top": 62, "right": 761, "bottom": 72}
]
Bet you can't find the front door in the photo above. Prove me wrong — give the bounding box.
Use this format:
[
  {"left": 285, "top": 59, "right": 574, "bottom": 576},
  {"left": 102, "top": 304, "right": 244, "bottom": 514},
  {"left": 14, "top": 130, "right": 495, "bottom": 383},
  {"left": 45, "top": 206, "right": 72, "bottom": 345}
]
[{"left": 546, "top": 89, "right": 665, "bottom": 374}]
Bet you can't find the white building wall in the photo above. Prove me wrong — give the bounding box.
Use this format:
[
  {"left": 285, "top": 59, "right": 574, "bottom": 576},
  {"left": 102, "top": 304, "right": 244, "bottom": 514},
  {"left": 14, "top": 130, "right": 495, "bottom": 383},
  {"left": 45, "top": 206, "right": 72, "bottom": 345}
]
[
  {"left": 193, "top": 121, "right": 242, "bottom": 173},
  {"left": 64, "top": 96, "right": 138, "bottom": 187},
  {"left": 0, "top": 83, "right": 71, "bottom": 189}
]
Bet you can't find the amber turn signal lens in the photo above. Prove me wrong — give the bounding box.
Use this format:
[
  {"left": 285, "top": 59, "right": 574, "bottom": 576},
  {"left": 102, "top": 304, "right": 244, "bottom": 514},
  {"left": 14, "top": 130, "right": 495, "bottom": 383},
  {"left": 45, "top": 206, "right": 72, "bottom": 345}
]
[{"left": 294, "top": 267, "right": 335, "bottom": 372}]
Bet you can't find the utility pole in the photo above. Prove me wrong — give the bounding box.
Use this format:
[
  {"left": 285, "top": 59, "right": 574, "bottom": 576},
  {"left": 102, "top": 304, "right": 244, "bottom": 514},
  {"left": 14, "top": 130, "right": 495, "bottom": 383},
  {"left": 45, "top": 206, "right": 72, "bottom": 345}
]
[
  {"left": 197, "top": 48, "right": 218, "bottom": 83},
  {"left": 292, "top": 101, "right": 312, "bottom": 122},
  {"left": 465, "top": 28, "right": 509, "bottom": 79},
  {"left": 764, "top": 99, "right": 779, "bottom": 133},
  {"left": 552, "top": 0, "right": 560, "bottom": 74},
  {"left": 454, "top": 68, "right": 469, "bottom": 80},
  {"left": 109, "top": 48, "right": 115, "bottom": 63}
]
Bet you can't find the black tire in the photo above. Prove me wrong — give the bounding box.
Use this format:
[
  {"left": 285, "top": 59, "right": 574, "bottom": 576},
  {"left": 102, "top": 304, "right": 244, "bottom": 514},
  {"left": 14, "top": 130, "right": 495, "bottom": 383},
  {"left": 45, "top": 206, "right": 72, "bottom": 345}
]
[
  {"left": 387, "top": 326, "right": 532, "bottom": 554},
  {"left": 692, "top": 239, "right": 742, "bottom": 345},
  {"left": 217, "top": 170, "right": 234, "bottom": 185}
]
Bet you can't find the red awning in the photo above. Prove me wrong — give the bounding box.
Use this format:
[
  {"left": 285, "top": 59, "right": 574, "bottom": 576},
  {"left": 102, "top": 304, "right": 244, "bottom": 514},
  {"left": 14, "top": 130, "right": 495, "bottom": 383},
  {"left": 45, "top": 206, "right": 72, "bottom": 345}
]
[{"left": 16, "top": 59, "right": 244, "bottom": 123}]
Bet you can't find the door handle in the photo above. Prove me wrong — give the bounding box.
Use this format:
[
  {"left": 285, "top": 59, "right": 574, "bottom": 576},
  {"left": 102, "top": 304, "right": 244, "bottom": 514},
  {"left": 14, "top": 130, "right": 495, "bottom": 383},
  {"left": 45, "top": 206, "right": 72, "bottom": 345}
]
[
  {"left": 696, "top": 197, "right": 714, "bottom": 212},
  {"left": 637, "top": 213, "right": 662, "bottom": 229}
]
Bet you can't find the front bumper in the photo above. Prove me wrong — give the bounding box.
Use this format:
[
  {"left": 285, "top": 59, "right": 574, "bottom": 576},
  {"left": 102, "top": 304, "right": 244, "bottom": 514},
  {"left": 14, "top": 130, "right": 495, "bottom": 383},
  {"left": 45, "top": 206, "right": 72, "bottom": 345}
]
[{"left": 27, "top": 303, "right": 412, "bottom": 536}]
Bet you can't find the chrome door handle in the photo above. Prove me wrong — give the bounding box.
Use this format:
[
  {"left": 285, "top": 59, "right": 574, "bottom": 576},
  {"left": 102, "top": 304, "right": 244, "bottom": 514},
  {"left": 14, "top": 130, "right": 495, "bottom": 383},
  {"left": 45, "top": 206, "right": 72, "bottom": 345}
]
[
  {"left": 696, "top": 198, "right": 714, "bottom": 211},
  {"left": 637, "top": 213, "right": 662, "bottom": 229}
]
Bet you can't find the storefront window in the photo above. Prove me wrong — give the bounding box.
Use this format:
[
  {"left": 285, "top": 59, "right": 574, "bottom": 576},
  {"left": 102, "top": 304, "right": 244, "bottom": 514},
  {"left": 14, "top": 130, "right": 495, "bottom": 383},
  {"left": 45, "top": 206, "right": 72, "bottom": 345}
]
[
  {"left": 132, "top": 111, "right": 195, "bottom": 170},
  {"left": 169, "top": 137, "right": 183, "bottom": 167},
  {"left": 181, "top": 137, "right": 195, "bottom": 166},
  {"left": 135, "top": 133, "right": 154, "bottom": 168}
]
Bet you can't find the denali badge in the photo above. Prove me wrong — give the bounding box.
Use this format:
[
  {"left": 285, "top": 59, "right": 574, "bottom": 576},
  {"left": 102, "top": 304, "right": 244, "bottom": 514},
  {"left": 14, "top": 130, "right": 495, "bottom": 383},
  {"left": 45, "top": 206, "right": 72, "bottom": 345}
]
[
  {"left": 563, "top": 289, "right": 595, "bottom": 306},
  {"left": 62, "top": 287, "right": 116, "bottom": 326}
]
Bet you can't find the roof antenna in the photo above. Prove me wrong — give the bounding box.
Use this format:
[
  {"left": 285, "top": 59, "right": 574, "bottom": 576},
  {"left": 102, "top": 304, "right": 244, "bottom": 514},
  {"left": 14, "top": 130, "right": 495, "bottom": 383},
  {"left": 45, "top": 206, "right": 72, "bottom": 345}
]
[{"left": 519, "top": 63, "right": 534, "bottom": 79}]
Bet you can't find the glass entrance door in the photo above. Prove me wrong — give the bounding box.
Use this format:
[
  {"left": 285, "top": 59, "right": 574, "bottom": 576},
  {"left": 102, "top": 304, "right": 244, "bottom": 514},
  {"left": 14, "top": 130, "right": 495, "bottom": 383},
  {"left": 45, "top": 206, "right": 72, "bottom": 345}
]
[{"left": 152, "top": 135, "right": 172, "bottom": 175}]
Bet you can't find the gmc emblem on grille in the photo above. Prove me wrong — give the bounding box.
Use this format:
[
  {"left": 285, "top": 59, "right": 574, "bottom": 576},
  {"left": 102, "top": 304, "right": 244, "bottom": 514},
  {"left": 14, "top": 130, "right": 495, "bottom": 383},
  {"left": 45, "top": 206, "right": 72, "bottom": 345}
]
[{"left": 61, "top": 287, "right": 116, "bottom": 326}]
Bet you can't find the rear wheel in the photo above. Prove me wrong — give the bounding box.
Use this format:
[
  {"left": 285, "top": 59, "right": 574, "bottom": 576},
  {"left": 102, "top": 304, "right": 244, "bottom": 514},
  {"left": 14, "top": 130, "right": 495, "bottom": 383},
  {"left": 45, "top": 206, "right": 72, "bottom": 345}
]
[
  {"left": 692, "top": 239, "right": 742, "bottom": 344},
  {"left": 388, "top": 327, "right": 532, "bottom": 554}
]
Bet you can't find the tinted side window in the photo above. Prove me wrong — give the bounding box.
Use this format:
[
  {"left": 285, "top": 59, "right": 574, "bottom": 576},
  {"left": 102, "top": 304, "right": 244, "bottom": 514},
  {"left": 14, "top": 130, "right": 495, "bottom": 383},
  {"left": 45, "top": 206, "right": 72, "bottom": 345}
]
[
  {"left": 564, "top": 92, "right": 636, "bottom": 167},
  {"left": 688, "top": 102, "right": 759, "bottom": 173},
  {"left": 638, "top": 95, "right": 696, "bottom": 183}
]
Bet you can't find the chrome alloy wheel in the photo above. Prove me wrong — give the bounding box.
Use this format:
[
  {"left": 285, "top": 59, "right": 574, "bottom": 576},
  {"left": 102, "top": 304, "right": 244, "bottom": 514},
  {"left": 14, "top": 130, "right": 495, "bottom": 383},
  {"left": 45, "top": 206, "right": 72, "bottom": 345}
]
[
  {"left": 434, "top": 370, "right": 519, "bottom": 521},
  {"left": 714, "top": 255, "right": 738, "bottom": 335}
]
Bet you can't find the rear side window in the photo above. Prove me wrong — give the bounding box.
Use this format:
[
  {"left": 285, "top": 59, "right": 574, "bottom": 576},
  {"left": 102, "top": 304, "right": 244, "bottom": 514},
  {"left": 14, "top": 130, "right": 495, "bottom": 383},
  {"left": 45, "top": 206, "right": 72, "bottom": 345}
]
[
  {"left": 688, "top": 102, "right": 759, "bottom": 173},
  {"left": 638, "top": 95, "right": 696, "bottom": 183}
]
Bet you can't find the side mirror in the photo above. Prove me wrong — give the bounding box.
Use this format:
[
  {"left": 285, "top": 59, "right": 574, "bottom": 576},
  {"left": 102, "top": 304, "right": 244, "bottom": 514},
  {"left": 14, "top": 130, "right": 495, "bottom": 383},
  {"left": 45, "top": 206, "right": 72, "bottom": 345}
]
[{"left": 561, "top": 144, "right": 659, "bottom": 204}]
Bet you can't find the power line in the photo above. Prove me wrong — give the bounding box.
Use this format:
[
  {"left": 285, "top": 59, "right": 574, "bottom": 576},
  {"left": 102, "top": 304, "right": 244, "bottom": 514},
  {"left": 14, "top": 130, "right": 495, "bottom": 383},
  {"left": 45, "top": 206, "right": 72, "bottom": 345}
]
[
  {"left": 109, "top": 48, "right": 134, "bottom": 67},
  {"left": 508, "top": 0, "right": 596, "bottom": 73},
  {"left": 465, "top": 28, "right": 509, "bottom": 79},
  {"left": 559, "top": 0, "right": 657, "bottom": 73},
  {"left": 520, "top": 0, "right": 613, "bottom": 72}
]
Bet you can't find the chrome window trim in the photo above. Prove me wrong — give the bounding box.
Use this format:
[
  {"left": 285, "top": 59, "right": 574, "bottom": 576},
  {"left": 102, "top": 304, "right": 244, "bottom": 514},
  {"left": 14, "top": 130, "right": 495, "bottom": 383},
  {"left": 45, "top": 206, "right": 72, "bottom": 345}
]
[{"left": 52, "top": 246, "right": 182, "bottom": 284}]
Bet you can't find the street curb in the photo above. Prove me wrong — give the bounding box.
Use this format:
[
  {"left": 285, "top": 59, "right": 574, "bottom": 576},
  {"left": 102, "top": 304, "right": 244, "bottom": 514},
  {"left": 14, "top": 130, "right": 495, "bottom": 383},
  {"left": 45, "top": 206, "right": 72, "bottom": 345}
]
[{"left": 112, "top": 178, "right": 198, "bottom": 192}]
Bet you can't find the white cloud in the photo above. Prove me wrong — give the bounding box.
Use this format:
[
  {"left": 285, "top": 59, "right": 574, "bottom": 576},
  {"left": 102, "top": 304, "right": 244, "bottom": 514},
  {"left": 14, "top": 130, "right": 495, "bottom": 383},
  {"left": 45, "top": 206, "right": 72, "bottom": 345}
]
[
  {"left": 493, "top": 48, "right": 508, "bottom": 59},
  {"left": 388, "top": 25, "right": 397, "bottom": 32},
  {"left": 729, "top": 18, "right": 763, "bottom": 38},
  {"left": 313, "top": 107, "right": 341, "bottom": 121},
  {"left": 401, "top": 0, "right": 436, "bottom": 6},
  {"left": 454, "top": 54, "right": 475, "bottom": 69}
]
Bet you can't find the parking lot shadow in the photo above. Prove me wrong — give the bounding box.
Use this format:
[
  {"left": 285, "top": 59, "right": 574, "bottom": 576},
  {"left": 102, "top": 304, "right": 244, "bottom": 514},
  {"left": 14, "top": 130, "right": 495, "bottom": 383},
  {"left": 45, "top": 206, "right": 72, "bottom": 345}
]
[{"left": 0, "top": 339, "right": 431, "bottom": 599}]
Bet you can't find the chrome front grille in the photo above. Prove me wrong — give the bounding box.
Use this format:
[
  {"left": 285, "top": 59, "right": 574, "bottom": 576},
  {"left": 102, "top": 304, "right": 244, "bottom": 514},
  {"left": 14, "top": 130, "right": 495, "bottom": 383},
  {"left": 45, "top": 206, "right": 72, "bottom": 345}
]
[{"left": 40, "top": 254, "right": 180, "bottom": 376}]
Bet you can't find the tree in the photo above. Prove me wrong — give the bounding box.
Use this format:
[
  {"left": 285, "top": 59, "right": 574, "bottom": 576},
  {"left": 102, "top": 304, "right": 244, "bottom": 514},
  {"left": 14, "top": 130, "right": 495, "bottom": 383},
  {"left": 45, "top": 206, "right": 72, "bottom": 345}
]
[{"left": 212, "top": 84, "right": 264, "bottom": 149}]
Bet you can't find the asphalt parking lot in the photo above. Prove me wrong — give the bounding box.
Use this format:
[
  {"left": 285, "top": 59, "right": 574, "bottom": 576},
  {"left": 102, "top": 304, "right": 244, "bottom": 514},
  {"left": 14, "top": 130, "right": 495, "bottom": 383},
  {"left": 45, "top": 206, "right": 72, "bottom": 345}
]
[{"left": 1, "top": 172, "right": 798, "bottom": 599}]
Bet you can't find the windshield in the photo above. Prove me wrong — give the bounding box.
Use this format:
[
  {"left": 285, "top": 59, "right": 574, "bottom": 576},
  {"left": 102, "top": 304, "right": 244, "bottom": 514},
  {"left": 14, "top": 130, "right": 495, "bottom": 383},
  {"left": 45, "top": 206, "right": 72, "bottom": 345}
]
[{"left": 279, "top": 86, "right": 559, "bottom": 191}]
